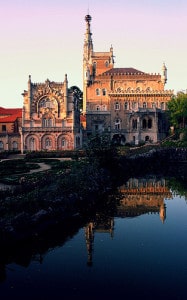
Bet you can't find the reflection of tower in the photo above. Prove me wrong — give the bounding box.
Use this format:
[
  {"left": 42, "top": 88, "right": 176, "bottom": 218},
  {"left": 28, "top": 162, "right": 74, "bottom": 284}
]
[
  {"left": 160, "top": 202, "right": 166, "bottom": 223},
  {"left": 85, "top": 223, "right": 94, "bottom": 267},
  {"left": 85, "top": 218, "right": 114, "bottom": 266}
]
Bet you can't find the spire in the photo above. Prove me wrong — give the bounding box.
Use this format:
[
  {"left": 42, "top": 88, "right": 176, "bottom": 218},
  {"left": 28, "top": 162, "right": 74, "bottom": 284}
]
[
  {"left": 161, "top": 62, "right": 167, "bottom": 85},
  {"left": 84, "top": 14, "right": 93, "bottom": 59}
]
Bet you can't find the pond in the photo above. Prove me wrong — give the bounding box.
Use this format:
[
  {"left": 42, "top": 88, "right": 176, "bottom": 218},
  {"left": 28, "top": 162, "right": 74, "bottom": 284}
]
[{"left": 1, "top": 176, "right": 187, "bottom": 299}]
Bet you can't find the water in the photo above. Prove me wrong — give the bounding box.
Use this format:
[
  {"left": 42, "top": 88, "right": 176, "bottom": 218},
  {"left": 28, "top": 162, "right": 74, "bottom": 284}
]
[{"left": 1, "top": 177, "right": 187, "bottom": 299}]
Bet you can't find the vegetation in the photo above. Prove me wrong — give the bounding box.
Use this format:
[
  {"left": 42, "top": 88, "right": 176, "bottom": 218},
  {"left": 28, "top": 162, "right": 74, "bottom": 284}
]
[{"left": 167, "top": 92, "right": 187, "bottom": 139}]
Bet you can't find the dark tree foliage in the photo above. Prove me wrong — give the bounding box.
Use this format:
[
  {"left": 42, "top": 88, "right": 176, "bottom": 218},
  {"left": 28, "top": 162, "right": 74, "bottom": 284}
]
[
  {"left": 167, "top": 92, "right": 187, "bottom": 131},
  {"left": 69, "top": 86, "right": 83, "bottom": 110}
]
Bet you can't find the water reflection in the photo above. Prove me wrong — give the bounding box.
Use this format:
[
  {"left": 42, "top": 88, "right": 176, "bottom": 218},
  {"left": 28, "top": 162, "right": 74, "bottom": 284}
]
[
  {"left": 84, "top": 177, "right": 173, "bottom": 266},
  {"left": 1, "top": 176, "right": 187, "bottom": 299}
]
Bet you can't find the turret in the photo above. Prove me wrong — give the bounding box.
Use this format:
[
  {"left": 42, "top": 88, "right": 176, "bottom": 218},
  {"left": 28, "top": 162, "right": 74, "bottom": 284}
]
[
  {"left": 64, "top": 73, "right": 68, "bottom": 117},
  {"left": 161, "top": 62, "right": 167, "bottom": 85}
]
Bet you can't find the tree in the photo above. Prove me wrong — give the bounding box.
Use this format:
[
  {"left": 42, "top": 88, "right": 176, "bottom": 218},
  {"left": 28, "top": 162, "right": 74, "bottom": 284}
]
[
  {"left": 167, "top": 92, "right": 187, "bottom": 131},
  {"left": 69, "top": 86, "right": 83, "bottom": 110}
]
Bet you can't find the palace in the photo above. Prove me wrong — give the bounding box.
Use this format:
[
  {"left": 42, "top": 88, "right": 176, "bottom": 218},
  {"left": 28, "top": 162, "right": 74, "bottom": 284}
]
[
  {"left": 0, "top": 14, "right": 173, "bottom": 152},
  {"left": 83, "top": 15, "right": 173, "bottom": 145}
]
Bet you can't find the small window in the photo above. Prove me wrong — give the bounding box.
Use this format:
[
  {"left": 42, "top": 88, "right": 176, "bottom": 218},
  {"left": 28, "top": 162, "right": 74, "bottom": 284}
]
[
  {"left": 96, "top": 88, "right": 100, "bottom": 96},
  {"left": 0, "top": 141, "right": 4, "bottom": 150},
  {"left": 12, "top": 141, "right": 18, "bottom": 150},
  {"left": 143, "top": 119, "right": 147, "bottom": 129},
  {"left": 161, "top": 102, "right": 165, "bottom": 110},
  {"left": 62, "top": 139, "right": 66, "bottom": 147},
  {"left": 45, "top": 138, "right": 51, "bottom": 147},
  {"left": 102, "top": 105, "right": 106, "bottom": 111},
  {"left": 105, "top": 61, "right": 109, "bottom": 67},
  {"left": 143, "top": 102, "right": 147, "bottom": 109},
  {"left": 148, "top": 119, "right": 152, "bottom": 129},
  {"left": 145, "top": 136, "right": 149, "bottom": 142},
  {"left": 115, "top": 119, "right": 121, "bottom": 130},
  {"left": 124, "top": 102, "right": 128, "bottom": 110},
  {"left": 152, "top": 102, "right": 155, "bottom": 108},
  {"left": 132, "top": 102, "right": 137, "bottom": 109},
  {"left": 96, "top": 105, "right": 100, "bottom": 111},
  {"left": 102, "top": 89, "right": 106, "bottom": 96},
  {"left": 115, "top": 102, "right": 120, "bottom": 110},
  {"left": 2, "top": 125, "right": 6, "bottom": 132},
  {"left": 132, "top": 119, "right": 137, "bottom": 129}
]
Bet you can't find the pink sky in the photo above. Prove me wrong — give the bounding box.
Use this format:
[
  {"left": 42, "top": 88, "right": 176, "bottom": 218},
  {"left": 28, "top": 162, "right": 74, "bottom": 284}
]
[{"left": 0, "top": 0, "right": 187, "bottom": 107}]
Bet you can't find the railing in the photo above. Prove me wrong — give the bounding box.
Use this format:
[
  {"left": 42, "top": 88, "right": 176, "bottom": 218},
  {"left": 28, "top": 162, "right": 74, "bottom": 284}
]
[{"left": 22, "top": 127, "right": 72, "bottom": 132}]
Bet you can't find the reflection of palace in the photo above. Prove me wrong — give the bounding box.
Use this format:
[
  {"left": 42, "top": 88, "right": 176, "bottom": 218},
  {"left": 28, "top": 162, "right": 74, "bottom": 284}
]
[
  {"left": 85, "top": 177, "right": 172, "bottom": 266},
  {"left": 118, "top": 177, "right": 172, "bottom": 223}
]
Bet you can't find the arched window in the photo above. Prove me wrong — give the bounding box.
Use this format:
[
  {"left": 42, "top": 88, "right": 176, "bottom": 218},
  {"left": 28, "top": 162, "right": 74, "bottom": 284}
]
[
  {"left": 45, "top": 138, "right": 51, "bottom": 148},
  {"left": 62, "top": 139, "right": 66, "bottom": 147},
  {"left": 132, "top": 119, "right": 137, "bottom": 129},
  {"left": 132, "top": 102, "right": 137, "bottom": 110},
  {"left": 143, "top": 102, "right": 147, "bottom": 108},
  {"left": 102, "top": 105, "right": 106, "bottom": 111},
  {"left": 102, "top": 88, "right": 106, "bottom": 96},
  {"left": 145, "top": 136, "right": 150, "bottom": 142},
  {"left": 124, "top": 102, "right": 128, "bottom": 110},
  {"left": 143, "top": 119, "right": 147, "bottom": 129},
  {"left": 93, "top": 62, "right": 97, "bottom": 75},
  {"left": 0, "top": 141, "right": 4, "bottom": 150},
  {"left": 30, "top": 138, "right": 35, "bottom": 151},
  {"left": 148, "top": 119, "right": 152, "bottom": 129},
  {"left": 115, "top": 102, "right": 120, "bottom": 110},
  {"left": 12, "top": 141, "right": 18, "bottom": 150},
  {"left": 115, "top": 119, "right": 121, "bottom": 130},
  {"left": 96, "top": 88, "right": 100, "bottom": 96},
  {"left": 105, "top": 61, "right": 109, "bottom": 67},
  {"left": 152, "top": 102, "right": 155, "bottom": 108}
]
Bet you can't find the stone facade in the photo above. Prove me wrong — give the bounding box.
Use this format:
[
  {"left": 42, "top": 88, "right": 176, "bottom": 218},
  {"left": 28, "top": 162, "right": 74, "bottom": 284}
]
[
  {"left": 83, "top": 15, "right": 173, "bottom": 145},
  {"left": 20, "top": 75, "right": 82, "bottom": 152}
]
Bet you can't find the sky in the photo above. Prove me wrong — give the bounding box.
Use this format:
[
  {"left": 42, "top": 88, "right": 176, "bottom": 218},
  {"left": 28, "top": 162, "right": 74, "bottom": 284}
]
[{"left": 0, "top": 0, "right": 187, "bottom": 108}]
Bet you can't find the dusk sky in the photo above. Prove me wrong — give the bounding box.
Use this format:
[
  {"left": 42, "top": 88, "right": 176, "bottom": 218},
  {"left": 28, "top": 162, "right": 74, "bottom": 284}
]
[{"left": 0, "top": 0, "right": 187, "bottom": 107}]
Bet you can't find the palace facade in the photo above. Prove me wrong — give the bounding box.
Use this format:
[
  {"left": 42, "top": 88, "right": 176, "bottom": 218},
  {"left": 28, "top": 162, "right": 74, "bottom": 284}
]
[
  {"left": 83, "top": 15, "right": 173, "bottom": 145},
  {"left": 0, "top": 14, "right": 174, "bottom": 152}
]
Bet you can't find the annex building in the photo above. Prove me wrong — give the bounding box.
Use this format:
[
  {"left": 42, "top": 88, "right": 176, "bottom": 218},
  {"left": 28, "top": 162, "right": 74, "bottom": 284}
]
[{"left": 83, "top": 15, "right": 173, "bottom": 145}]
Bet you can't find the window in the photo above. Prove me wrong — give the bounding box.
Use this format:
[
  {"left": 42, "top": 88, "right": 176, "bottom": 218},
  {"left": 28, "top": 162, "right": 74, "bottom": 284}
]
[
  {"left": 145, "top": 136, "right": 149, "bottom": 142},
  {"left": 2, "top": 125, "right": 6, "bottom": 132},
  {"left": 12, "top": 141, "right": 18, "bottom": 150},
  {"left": 132, "top": 119, "right": 137, "bottom": 129},
  {"left": 115, "top": 119, "right": 121, "bottom": 130},
  {"left": 96, "top": 88, "right": 100, "bottom": 96},
  {"left": 43, "top": 118, "right": 53, "bottom": 127},
  {"left": 143, "top": 102, "right": 147, "bottom": 108},
  {"left": 45, "top": 138, "right": 51, "bottom": 148},
  {"left": 0, "top": 141, "right": 4, "bottom": 150},
  {"left": 62, "top": 139, "right": 66, "bottom": 147},
  {"left": 102, "top": 89, "right": 106, "bottom": 96},
  {"left": 96, "top": 105, "right": 100, "bottom": 111},
  {"left": 132, "top": 102, "right": 137, "bottom": 110},
  {"left": 102, "top": 105, "right": 106, "bottom": 111},
  {"left": 115, "top": 102, "right": 120, "bottom": 110},
  {"left": 105, "top": 61, "right": 109, "bottom": 67},
  {"left": 148, "top": 119, "right": 152, "bottom": 129},
  {"left": 30, "top": 138, "right": 35, "bottom": 151},
  {"left": 161, "top": 102, "right": 165, "bottom": 110},
  {"left": 152, "top": 102, "right": 155, "bottom": 108},
  {"left": 143, "top": 119, "right": 147, "bottom": 129},
  {"left": 124, "top": 102, "right": 128, "bottom": 110}
]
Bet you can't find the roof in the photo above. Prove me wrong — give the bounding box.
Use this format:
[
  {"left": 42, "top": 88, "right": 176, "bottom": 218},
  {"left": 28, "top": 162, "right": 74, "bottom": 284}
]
[
  {"left": 0, "top": 107, "right": 22, "bottom": 123},
  {"left": 102, "top": 67, "right": 145, "bottom": 75}
]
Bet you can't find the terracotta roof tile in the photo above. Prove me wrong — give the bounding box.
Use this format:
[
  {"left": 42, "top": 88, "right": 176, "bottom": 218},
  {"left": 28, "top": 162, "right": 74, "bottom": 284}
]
[{"left": 102, "top": 67, "right": 145, "bottom": 75}]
